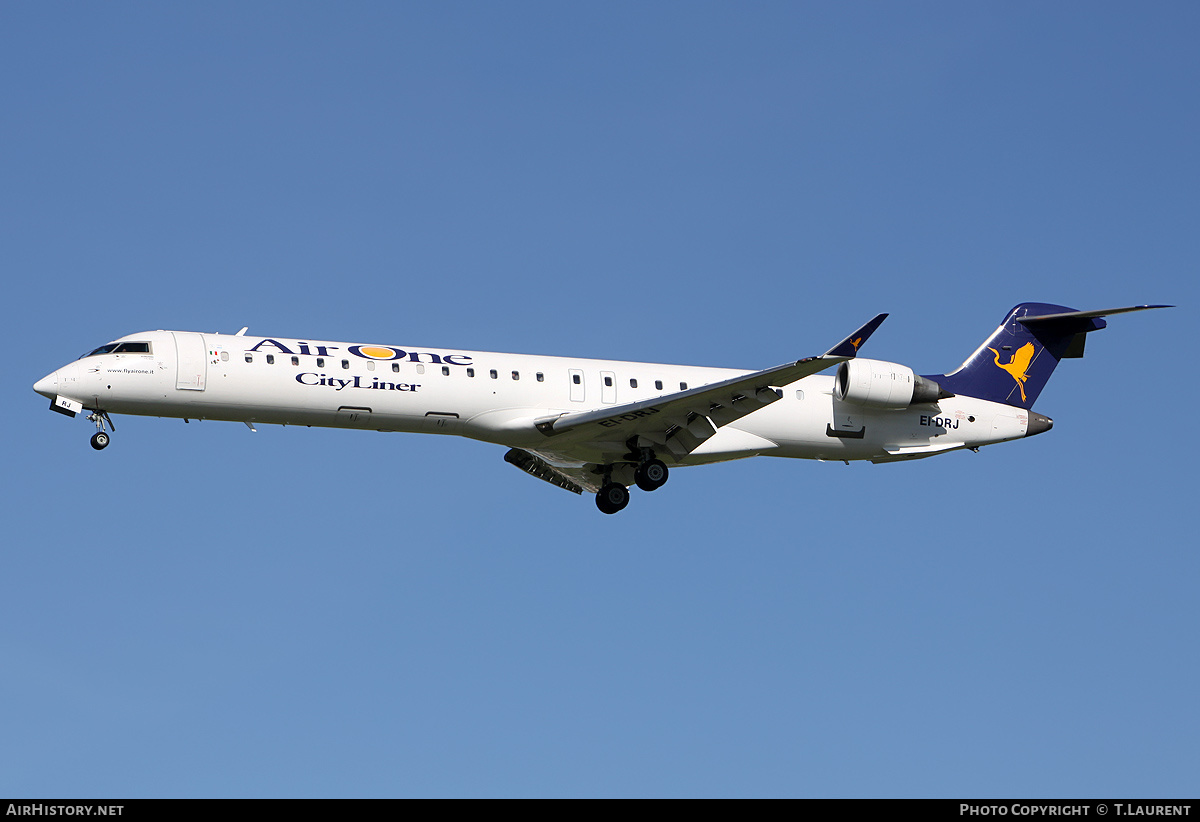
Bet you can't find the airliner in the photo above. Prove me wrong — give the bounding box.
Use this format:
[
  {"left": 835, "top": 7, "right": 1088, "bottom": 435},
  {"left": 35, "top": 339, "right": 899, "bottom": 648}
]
[{"left": 33, "top": 302, "right": 1167, "bottom": 513}]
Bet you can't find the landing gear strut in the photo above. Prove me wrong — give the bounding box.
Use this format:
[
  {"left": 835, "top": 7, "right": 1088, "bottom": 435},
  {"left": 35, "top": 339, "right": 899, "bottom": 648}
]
[{"left": 87, "top": 410, "right": 114, "bottom": 450}]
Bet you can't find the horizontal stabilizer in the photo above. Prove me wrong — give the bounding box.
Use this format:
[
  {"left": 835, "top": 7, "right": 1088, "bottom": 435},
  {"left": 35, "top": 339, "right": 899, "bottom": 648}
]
[{"left": 1018, "top": 304, "right": 1173, "bottom": 324}]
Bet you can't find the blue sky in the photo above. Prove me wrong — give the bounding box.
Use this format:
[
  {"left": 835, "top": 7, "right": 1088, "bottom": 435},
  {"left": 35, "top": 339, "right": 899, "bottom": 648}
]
[{"left": 2, "top": 3, "right": 1196, "bottom": 797}]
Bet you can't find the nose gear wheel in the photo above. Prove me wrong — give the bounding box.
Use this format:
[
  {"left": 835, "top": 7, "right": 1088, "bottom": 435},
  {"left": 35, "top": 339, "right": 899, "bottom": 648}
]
[{"left": 86, "top": 410, "right": 115, "bottom": 450}]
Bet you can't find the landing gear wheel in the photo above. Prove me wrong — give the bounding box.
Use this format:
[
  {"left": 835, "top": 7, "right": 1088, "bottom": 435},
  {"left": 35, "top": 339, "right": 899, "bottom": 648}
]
[
  {"left": 634, "top": 459, "right": 668, "bottom": 492},
  {"left": 595, "top": 483, "right": 630, "bottom": 515},
  {"left": 90, "top": 431, "right": 110, "bottom": 450}
]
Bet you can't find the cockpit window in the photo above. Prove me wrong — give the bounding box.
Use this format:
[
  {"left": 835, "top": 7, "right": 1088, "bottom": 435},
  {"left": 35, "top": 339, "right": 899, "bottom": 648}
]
[
  {"left": 81, "top": 340, "right": 151, "bottom": 355},
  {"left": 81, "top": 341, "right": 151, "bottom": 358}
]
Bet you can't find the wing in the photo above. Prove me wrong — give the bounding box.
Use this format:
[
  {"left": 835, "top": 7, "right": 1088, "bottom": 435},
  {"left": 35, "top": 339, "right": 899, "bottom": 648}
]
[{"left": 529, "top": 313, "right": 888, "bottom": 464}]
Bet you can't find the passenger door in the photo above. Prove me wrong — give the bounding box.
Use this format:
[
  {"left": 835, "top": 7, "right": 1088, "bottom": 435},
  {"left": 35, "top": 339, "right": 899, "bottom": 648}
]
[{"left": 172, "top": 332, "right": 207, "bottom": 391}]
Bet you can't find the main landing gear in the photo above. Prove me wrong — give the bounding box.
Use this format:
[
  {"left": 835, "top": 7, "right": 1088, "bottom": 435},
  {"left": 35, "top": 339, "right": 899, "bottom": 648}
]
[
  {"left": 634, "top": 458, "right": 668, "bottom": 492},
  {"left": 593, "top": 453, "right": 671, "bottom": 514},
  {"left": 596, "top": 483, "right": 630, "bottom": 515},
  {"left": 87, "top": 410, "right": 115, "bottom": 451}
]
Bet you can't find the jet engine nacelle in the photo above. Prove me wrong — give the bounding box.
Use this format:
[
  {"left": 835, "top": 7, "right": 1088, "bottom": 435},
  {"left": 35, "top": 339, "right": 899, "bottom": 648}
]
[{"left": 834, "top": 358, "right": 948, "bottom": 408}]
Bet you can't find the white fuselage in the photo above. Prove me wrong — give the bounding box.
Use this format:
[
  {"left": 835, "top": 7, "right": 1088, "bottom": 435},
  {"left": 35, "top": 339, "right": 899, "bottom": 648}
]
[{"left": 35, "top": 329, "right": 1032, "bottom": 467}]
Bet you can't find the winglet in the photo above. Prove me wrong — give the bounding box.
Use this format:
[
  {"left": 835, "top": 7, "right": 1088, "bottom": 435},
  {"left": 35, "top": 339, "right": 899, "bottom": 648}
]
[{"left": 824, "top": 313, "right": 887, "bottom": 358}]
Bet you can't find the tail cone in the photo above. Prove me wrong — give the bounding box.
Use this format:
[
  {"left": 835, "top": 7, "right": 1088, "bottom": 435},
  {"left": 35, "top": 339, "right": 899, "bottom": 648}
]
[{"left": 1027, "top": 412, "right": 1053, "bottom": 437}]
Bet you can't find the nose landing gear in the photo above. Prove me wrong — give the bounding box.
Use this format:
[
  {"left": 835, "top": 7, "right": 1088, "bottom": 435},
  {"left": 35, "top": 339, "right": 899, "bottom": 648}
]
[{"left": 86, "top": 410, "right": 115, "bottom": 450}]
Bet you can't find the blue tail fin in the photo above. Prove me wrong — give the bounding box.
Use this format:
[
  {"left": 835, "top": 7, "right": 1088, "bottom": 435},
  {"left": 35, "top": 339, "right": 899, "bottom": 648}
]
[{"left": 931, "top": 303, "right": 1168, "bottom": 409}]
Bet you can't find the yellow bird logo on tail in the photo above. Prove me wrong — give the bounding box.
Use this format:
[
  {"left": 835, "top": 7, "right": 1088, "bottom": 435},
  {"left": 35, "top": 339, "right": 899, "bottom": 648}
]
[
  {"left": 988, "top": 342, "right": 1036, "bottom": 402},
  {"left": 849, "top": 337, "right": 863, "bottom": 352}
]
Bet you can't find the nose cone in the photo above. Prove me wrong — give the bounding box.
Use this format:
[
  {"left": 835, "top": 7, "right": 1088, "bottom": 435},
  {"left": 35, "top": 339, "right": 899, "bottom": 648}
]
[
  {"left": 1026, "top": 411, "right": 1054, "bottom": 437},
  {"left": 33, "top": 371, "right": 57, "bottom": 399}
]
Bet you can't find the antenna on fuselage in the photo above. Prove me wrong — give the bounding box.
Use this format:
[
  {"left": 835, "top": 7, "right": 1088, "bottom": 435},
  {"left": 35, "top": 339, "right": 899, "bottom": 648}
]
[{"left": 235, "top": 327, "right": 249, "bottom": 336}]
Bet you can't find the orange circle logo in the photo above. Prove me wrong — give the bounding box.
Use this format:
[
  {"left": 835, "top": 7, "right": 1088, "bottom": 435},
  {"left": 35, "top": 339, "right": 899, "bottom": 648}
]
[{"left": 357, "top": 346, "right": 396, "bottom": 359}]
